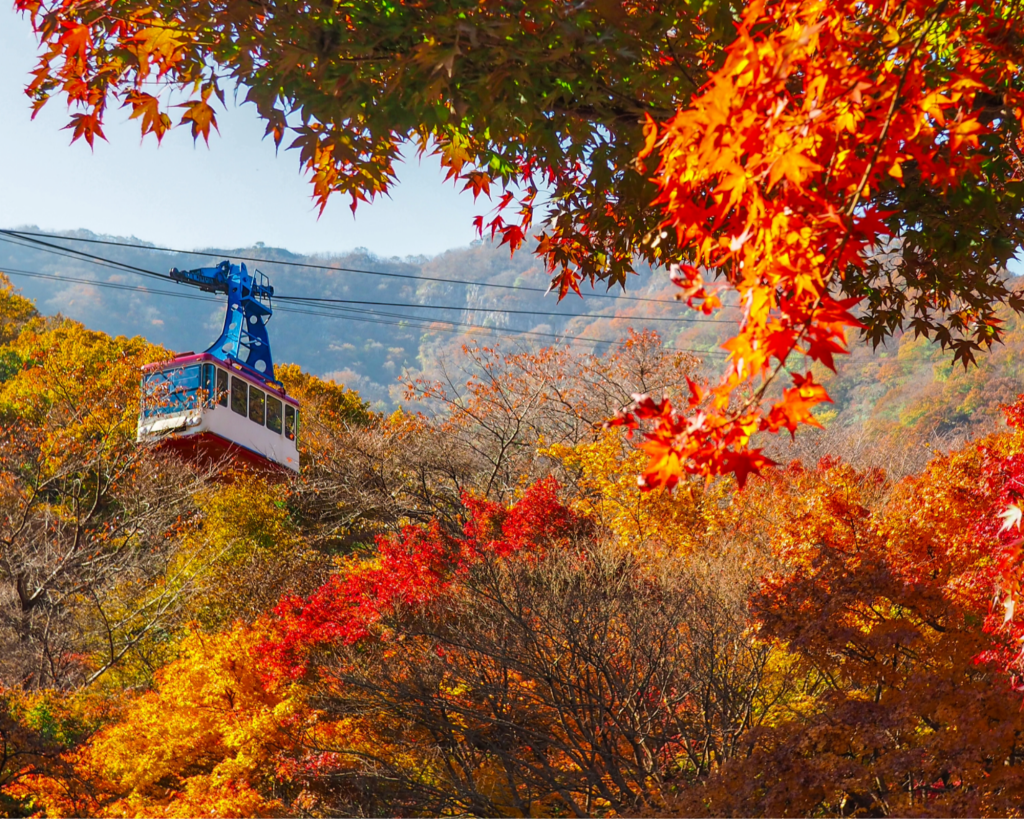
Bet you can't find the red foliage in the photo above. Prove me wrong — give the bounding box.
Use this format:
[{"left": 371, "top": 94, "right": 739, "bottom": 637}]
[
  {"left": 683, "top": 454, "right": 1024, "bottom": 816},
  {"left": 1002, "top": 393, "right": 1024, "bottom": 431},
  {"left": 971, "top": 406, "right": 1024, "bottom": 677},
  {"left": 266, "top": 479, "right": 585, "bottom": 678}
]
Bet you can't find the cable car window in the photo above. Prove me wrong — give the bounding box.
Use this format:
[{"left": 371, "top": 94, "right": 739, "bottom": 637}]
[
  {"left": 202, "top": 364, "right": 214, "bottom": 406},
  {"left": 216, "top": 368, "right": 229, "bottom": 407},
  {"left": 141, "top": 365, "right": 202, "bottom": 418},
  {"left": 230, "top": 376, "right": 248, "bottom": 416},
  {"left": 285, "top": 405, "right": 296, "bottom": 440},
  {"left": 266, "top": 396, "right": 283, "bottom": 434},
  {"left": 249, "top": 386, "right": 266, "bottom": 425}
]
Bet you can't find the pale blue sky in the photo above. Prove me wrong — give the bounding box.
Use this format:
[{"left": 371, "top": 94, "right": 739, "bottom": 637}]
[{"left": 0, "top": 5, "right": 483, "bottom": 257}]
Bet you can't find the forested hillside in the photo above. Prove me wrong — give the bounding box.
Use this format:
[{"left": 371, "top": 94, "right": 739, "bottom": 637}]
[
  {"left": 4, "top": 267, "right": 1024, "bottom": 816},
  {"left": 8, "top": 0, "right": 1024, "bottom": 811}
]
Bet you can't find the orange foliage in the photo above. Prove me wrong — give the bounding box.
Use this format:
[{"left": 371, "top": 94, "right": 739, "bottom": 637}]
[
  {"left": 680, "top": 444, "right": 1024, "bottom": 815},
  {"left": 619, "top": 0, "right": 1024, "bottom": 486},
  {"left": 12, "top": 625, "right": 298, "bottom": 818}
]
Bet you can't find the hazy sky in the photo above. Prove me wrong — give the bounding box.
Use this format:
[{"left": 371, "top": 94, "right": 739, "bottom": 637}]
[{"left": 0, "top": 6, "right": 484, "bottom": 257}]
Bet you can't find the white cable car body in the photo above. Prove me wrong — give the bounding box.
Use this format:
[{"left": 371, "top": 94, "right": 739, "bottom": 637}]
[
  {"left": 138, "top": 354, "right": 300, "bottom": 472},
  {"left": 136, "top": 260, "right": 301, "bottom": 473}
]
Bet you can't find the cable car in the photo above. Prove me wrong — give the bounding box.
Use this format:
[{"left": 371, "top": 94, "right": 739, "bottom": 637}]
[{"left": 137, "top": 260, "right": 300, "bottom": 473}]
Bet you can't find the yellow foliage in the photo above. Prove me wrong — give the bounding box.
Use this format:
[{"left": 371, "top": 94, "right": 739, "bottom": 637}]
[
  {"left": 0, "top": 272, "right": 38, "bottom": 347},
  {"left": 273, "top": 364, "right": 375, "bottom": 472},
  {"left": 543, "top": 428, "right": 729, "bottom": 559},
  {"left": 276, "top": 363, "right": 372, "bottom": 427},
  {"left": 0, "top": 317, "right": 166, "bottom": 474},
  {"left": 160, "top": 474, "right": 319, "bottom": 630},
  {"left": 90, "top": 475, "right": 323, "bottom": 691}
]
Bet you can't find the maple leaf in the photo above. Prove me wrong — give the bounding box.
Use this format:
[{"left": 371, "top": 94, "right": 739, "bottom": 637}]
[
  {"left": 131, "top": 26, "right": 188, "bottom": 79},
  {"left": 59, "top": 24, "right": 91, "bottom": 62},
  {"left": 125, "top": 91, "right": 171, "bottom": 142},
  {"left": 638, "top": 436, "right": 686, "bottom": 490},
  {"left": 802, "top": 333, "right": 849, "bottom": 372},
  {"left": 720, "top": 448, "right": 776, "bottom": 489},
  {"left": 951, "top": 339, "right": 981, "bottom": 369},
  {"left": 461, "top": 171, "right": 492, "bottom": 201},
  {"left": 767, "top": 150, "right": 821, "bottom": 190},
  {"left": 177, "top": 99, "right": 219, "bottom": 145},
  {"left": 64, "top": 113, "right": 105, "bottom": 148},
  {"left": 262, "top": 109, "right": 287, "bottom": 150},
  {"left": 764, "top": 371, "right": 832, "bottom": 436},
  {"left": 497, "top": 223, "right": 526, "bottom": 252},
  {"left": 999, "top": 504, "right": 1023, "bottom": 533}
]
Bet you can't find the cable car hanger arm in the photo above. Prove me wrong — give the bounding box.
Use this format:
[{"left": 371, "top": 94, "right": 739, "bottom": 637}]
[{"left": 169, "top": 260, "right": 279, "bottom": 385}]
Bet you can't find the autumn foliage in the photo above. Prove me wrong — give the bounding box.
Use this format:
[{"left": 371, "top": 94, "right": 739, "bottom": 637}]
[
  {"left": 10, "top": 0, "right": 1024, "bottom": 809},
  {"left": 268, "top": 478, "right": 585, "bottom": 676},
  {"left": 608, "top": 0, "right": 1024, "bottom": 486},
  {"left": 1, "top": 279, "right": 1024, "bottom": 815},
  {"left": 672, "top": 445, "right": 1024, "bottom": 816}
]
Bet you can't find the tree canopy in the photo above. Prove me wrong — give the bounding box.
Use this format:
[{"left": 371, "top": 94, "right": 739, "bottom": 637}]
[{"left": 3, "top": 272, "right": 1024, "bottom": 814}]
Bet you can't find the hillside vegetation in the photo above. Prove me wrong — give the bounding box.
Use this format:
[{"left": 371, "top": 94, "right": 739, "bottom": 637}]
[
  {"left": 8, "top": 0, "right": 1024, "bottom": 810},
  {"left": 3, "top": 271, "right": 1024, "bottom": 815},
  {"left": 0, "top": 230, "right": 690, "bottom": 406}
]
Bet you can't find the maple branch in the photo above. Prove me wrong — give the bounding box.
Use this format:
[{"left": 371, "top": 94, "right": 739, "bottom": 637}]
[
  {"left": 845, "top": 2, "right": 950, "bottom": 218},
  {"left": 723, "top": 1, "right": 956, "bottom": 446}
]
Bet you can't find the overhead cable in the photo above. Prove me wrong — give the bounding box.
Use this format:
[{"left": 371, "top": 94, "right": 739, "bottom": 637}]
[
  {"left": 2, "top": 228, "right": 685, "bottom": 305},
  {"left": 0, "top": 229, "right": 735, "bottom": 325},
  {"left": 0, "top": 265, "right": 730, "bottom": 356}
]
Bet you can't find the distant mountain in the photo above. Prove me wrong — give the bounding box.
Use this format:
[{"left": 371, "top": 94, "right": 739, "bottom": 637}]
[{"left": 2, "top": 227, "right": 1021, "bottom": 456}]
